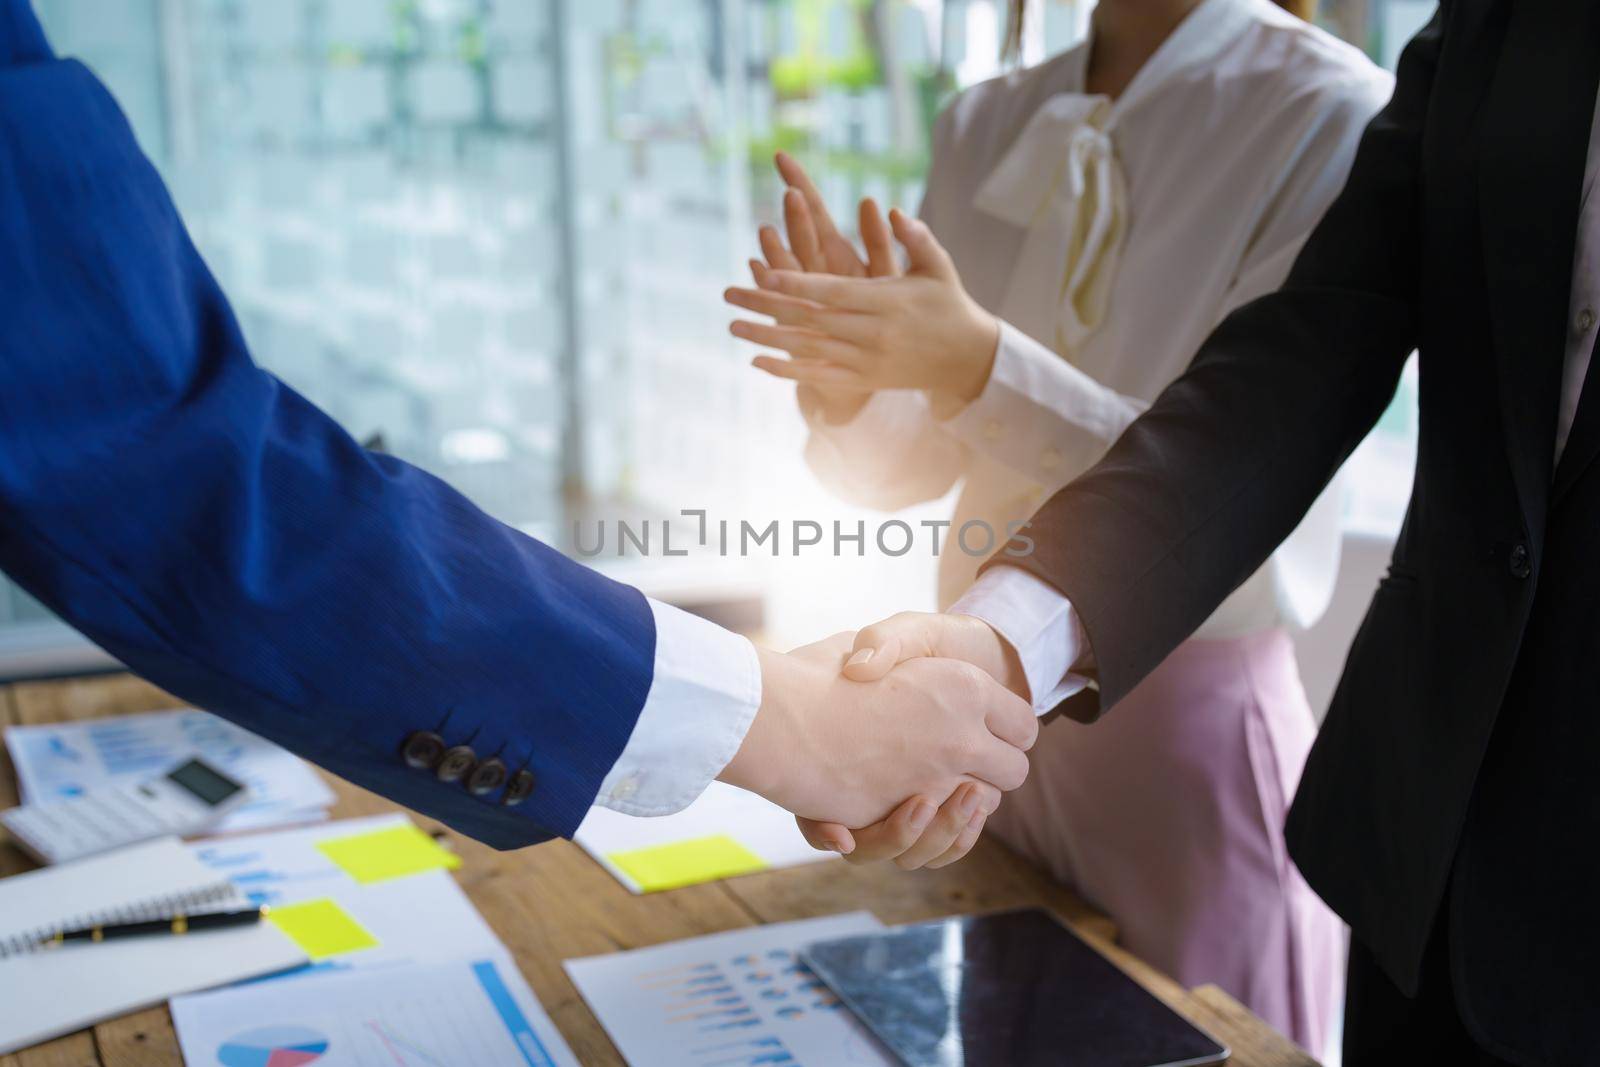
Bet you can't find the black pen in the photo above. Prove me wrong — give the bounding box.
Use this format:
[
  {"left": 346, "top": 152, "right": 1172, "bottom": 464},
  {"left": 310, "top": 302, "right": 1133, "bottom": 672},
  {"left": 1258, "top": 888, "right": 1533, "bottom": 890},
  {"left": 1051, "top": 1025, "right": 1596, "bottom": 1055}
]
[{"left": 41, "top": 905, "right": 268, "bottom": 947}]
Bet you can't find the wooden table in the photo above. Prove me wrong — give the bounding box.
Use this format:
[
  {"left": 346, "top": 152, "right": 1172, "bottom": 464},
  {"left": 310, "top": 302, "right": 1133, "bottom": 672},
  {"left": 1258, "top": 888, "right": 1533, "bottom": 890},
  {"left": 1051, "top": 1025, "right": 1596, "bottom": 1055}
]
[{"left": 0, "top": 673, "right": 1320, "bottom": 1067}]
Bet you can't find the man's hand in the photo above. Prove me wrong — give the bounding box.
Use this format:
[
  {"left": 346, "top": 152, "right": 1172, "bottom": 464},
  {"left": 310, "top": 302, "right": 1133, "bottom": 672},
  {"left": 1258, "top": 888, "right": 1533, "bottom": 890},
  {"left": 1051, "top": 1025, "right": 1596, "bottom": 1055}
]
[
  {"left": 718, "top": 632, "right": 1037, "bottom": 829},
  {"left": 794, "top": 613, "right": 1035, "bottom": 868}
]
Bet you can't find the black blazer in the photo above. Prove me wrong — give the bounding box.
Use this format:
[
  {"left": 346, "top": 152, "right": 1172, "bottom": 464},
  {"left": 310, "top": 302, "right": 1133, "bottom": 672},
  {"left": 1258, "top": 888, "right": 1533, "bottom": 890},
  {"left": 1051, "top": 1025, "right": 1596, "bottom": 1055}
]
[{"left": 1000, "top": 3, "right": 1600, "bottom": 1062}]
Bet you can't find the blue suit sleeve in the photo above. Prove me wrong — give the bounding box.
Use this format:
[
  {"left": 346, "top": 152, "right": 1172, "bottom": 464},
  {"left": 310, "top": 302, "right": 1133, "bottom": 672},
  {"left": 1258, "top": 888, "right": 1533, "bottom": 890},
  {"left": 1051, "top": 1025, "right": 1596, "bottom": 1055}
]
[
  {"left": 0, "top": 12, "right": 655, "bottom": 848},
  {"left": 0, "top": 0, "right": 47, "bottom": 66}
]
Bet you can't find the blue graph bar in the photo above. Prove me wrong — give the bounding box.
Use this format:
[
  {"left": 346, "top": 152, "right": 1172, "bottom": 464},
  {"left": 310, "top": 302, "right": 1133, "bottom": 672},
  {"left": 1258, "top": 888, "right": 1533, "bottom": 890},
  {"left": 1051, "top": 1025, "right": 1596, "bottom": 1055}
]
[{"left": 472, "top": 959, "right": 556, "bottom": 1067}]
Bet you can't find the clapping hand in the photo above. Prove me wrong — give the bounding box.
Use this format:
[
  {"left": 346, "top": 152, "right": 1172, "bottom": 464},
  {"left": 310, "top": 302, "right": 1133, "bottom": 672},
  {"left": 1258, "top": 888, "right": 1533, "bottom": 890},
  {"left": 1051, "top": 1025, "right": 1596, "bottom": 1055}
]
[
  {"left": 739, "top": 152, "right": 901, "bottom": 425},
  {"left": 727, "top": 152, "right": 1001, "bottom": 410},
  {"left": 756, "top": 151, "right": 901, "bottom": 281}
]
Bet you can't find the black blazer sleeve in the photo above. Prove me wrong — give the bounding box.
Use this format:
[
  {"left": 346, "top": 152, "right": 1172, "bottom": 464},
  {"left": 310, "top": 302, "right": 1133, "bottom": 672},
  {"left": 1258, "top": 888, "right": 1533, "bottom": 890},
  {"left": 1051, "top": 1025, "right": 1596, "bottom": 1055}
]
[{"left": 996, "top": 8, "right": 1447, "bottom": 720}]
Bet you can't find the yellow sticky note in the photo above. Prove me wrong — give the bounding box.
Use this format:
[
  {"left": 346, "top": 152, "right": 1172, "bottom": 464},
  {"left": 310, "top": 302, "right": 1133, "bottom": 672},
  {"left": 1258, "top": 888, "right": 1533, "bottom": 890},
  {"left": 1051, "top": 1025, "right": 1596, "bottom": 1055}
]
[
  {"left": 316, "top": 823, "right": 462, "bottom": 884},
  {"left": 267, "top": 898, "right": 379, "bottom": 960},
  {"left": 608, "top": 834, "right": 769, "bottom": 893}
]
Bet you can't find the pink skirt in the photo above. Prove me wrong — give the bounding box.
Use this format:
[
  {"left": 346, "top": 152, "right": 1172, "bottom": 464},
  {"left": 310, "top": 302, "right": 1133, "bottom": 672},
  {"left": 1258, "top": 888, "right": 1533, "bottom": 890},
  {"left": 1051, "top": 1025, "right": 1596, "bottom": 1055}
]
[{"left": 989, "top": 628, "right": 1344, "bottom": 1056}]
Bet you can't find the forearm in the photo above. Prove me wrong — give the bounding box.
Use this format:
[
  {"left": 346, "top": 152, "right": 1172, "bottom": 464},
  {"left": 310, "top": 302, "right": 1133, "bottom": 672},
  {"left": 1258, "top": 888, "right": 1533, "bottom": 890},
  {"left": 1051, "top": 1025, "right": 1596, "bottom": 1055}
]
[
  {"left": 1000, "top": 285, "right": 1411, "bottom": 712},
  {"left": 718, "top": 647, "right": 807, "bottom": 803},
  {"left": 0, "top": 59, "right": 655, "bottom": 847},
  {"left": 0, "top": 379, "right": 660, "bottom": 846},
  {"left": 990, "top": 8, "right": 1441, "bottom": 712},
  {"left": 801, "top": 388, "right": 967, "bottom": 510}
]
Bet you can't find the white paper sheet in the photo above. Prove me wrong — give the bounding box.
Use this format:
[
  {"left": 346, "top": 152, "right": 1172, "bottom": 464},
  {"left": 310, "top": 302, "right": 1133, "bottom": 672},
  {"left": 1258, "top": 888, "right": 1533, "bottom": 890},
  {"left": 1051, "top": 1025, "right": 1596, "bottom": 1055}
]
[
  {"left": 6, "top": 708, "right": 335, "bottom": 833},
  {"left": 574, "top": 781, "right": 836, "bottom": 893},
  {"left": 189, "top": 813, "right": 505, "bottom": 977},
  {"left": 172, "top": 955, "right": 580, "bottom": 1067},
  {"left": 565, "top": 912, "right": 898, "bottom": 1067}
]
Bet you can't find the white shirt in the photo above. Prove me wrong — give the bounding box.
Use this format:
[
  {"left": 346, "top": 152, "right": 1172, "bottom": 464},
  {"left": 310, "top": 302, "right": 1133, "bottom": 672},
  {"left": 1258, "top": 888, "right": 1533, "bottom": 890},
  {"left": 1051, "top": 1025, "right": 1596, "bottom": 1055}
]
[
  {"left": 962, "top": 61, "right": 1600, "bottom": 709},
  {"left": 802, "top": 0, "right": 1391, "bottom": 643}
]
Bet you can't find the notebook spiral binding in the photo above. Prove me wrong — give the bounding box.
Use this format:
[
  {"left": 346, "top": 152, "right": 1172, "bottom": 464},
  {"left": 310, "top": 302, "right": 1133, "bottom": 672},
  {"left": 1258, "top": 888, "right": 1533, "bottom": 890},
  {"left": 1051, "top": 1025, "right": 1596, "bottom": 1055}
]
[{"left": 0, "top": 880, "right": 238, "bottom": 959}]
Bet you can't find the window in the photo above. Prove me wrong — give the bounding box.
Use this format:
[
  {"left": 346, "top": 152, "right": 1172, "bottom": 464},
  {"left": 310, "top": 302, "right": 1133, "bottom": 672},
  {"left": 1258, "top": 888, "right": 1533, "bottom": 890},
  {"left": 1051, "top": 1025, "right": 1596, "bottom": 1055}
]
[{"left": 3, "top": 0, "right": 1422, "bottom": 672}]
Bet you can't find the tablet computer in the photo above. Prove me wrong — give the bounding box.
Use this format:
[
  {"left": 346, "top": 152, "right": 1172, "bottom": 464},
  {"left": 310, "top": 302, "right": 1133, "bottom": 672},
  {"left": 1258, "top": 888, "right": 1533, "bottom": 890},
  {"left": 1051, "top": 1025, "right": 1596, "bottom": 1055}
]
[{"left": 801, "top": 909, "right": 1229, "bottom": 1067}]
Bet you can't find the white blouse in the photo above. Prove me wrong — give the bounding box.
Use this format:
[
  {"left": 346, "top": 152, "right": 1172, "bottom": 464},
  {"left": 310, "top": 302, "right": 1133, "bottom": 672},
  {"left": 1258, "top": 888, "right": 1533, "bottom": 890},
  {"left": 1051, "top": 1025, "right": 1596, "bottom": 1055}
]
[{"left": 803, "top": 0, "right": 1393, "bottom": 638}]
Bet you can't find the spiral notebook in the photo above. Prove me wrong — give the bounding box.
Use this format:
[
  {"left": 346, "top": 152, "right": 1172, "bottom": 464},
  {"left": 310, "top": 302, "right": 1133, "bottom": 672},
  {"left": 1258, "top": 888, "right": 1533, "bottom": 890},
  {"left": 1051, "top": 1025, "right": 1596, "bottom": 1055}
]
[{"left": 0, "top": 836, "right": 308, "bottom": 1054}]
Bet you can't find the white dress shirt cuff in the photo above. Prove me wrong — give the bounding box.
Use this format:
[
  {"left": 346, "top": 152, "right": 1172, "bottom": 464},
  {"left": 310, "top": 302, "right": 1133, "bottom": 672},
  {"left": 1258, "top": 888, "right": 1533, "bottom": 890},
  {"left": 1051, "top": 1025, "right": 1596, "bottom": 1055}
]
[
  {"left": 595, "top": 599, "right": 762, "bottom": 817},
  {"left": 952, "top": 565, "right": 1091, "bottom": 712},
  {"left": 940, "top": 320, "right": 1146, "bottom": 486}
]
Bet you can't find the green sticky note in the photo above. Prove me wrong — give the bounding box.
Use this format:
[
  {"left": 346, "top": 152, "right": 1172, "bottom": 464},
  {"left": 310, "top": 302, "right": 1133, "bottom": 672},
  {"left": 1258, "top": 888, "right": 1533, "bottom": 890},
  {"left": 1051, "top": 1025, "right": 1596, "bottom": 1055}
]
[
  {"left": 267, "top": 898, "right": 379, "bottom": 960},
  {"left": 608, "top": 834, "right": 769, "bottom": 893},
  {"left": 316, "top": 823, "right": 462, "bottom": 884}
]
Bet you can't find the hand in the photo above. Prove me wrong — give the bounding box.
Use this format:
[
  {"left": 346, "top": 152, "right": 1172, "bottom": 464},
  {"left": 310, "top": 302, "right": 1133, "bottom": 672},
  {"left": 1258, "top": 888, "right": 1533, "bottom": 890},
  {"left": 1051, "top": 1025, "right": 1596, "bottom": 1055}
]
[
  {"left": 797, "top": 781, "right": 1000, "bottom": 871},
  {"left": 757, "top": 151, "right": 900, "bottom": 280},
  {"left": 751, "top": 152, "right": 900, "bottom": 424},
  {"left": 780, "top": 633, "right": 1002, "bottom": 870},
  {"left": 718, "top": 634, "right": 1038, "bottom": 829},
  {"left": 727, "top": 209, "right": 1002, "bottom": 406},
  {"left": 795, "top": 612, "right": 1035, "bottom": 867},
  {"left": 841, "top": 611, "right": 1028, "bottom": 696}
]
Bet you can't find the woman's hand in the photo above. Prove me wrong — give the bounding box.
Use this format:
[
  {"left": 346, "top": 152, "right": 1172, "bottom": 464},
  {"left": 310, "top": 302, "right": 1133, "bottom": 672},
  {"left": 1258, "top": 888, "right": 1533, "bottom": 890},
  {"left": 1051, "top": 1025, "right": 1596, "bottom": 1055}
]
[
  {"left": 759, "top": 151, "right": 900, "bottom": 280},
  {"left": 754, "top": 152, "right": 900, "bottom": 424},
  {"left": 727, "top": 208, "right": 1002, "bottom": 406}
]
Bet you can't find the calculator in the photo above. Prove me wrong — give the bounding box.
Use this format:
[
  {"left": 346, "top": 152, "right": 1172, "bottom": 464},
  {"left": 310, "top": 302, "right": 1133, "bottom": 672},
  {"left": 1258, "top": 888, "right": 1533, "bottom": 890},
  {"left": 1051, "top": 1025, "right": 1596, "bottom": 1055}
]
[{"left": 0, "top": 757, "right": 250, "bottom": 865}]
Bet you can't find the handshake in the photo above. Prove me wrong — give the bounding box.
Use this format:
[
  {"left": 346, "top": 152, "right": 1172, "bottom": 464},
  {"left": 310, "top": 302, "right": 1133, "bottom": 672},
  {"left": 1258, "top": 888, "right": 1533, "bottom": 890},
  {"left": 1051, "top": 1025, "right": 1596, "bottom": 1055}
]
[{"left": 719, "top": 612, "right": 1036, "bottom": 871}]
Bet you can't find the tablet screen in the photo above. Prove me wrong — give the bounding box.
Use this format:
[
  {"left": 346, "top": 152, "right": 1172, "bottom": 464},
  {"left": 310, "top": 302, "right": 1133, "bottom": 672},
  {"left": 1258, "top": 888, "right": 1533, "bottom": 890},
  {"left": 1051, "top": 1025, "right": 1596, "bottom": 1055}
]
[{"left": 801, "top": 909, "right": 1229, "bottom": 1067}]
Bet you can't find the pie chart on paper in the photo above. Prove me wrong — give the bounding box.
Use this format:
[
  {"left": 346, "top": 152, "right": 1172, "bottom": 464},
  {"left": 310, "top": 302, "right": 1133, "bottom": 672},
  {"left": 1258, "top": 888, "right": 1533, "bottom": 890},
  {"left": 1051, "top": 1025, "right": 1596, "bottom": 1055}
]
[{"left": 216, "top": 1025, "right": 329, "bottom": 1067}]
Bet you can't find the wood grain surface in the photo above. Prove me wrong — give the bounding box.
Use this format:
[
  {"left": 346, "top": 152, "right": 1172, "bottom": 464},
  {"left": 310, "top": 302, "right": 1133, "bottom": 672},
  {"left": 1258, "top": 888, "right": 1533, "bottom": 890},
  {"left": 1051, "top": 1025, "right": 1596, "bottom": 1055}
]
[{"left": 0, "top": 674, "right": 1318, "bottom": 1067}]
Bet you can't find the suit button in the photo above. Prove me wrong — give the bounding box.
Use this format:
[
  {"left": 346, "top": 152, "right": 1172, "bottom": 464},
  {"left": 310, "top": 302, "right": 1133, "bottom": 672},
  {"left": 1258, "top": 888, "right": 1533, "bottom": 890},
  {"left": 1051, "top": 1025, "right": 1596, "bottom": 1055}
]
[
  {"left": 466, "top": 758, "right": 508, "bottom": 796},
  {"left": 401, "top": 731, "right": 446, "bottom": 770},
  {"left": 435, "top": 745, "right": 477, "bottom": 783},
  {"left": 502, "top": 769, "right": 536, "bottom": 807},
  {"left": 1509, "top": 543, "right": 1532, "bottom": 580}
]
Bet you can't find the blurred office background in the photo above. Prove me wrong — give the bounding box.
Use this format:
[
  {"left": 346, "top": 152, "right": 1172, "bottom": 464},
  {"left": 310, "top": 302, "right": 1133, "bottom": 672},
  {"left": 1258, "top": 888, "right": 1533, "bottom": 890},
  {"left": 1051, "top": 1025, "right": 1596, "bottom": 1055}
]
[{"left": 7, "top": 0, "right": 1436, "bottom": 701}]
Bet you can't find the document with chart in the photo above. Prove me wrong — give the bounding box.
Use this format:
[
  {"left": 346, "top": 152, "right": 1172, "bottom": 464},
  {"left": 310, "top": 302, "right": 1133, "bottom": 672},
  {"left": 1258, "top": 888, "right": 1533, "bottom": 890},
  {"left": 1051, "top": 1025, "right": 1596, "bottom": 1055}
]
[
  {"left": 169, "top": 814, "right": 579, "bottom": 1066},
  {"left": 170, "top": 955, "right": 578, "bottom": 1067},
  {"left": 184, "top": 813, "right": 500, "bottom": 973},
  {"left": 565, "top": 912, "right": 896, "bottom": 1067}
]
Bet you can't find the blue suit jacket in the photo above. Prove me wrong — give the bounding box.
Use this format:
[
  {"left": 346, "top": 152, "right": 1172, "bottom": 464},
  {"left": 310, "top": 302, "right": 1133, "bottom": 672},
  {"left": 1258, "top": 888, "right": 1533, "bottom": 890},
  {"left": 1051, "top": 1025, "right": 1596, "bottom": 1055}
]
[{"left": 0, "top": 3, "right": 655, "bottom": 848}]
